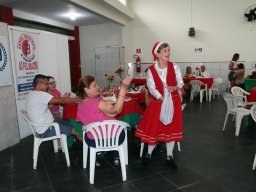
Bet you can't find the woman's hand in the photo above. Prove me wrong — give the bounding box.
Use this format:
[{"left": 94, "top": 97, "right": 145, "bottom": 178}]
[
  {"left": 120, "top": 76, "right": 132, "bottom": 90},
  {"left": 167, "top": 86, "right": 178, "bottom": 93}
]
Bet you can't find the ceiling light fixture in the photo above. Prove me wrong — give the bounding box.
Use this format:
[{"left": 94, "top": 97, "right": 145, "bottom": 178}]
[
  {"left": 63, "top": 12, "right": 80, "bottom": 21},
  {"left": 69, "top": 12, "right": 78, "bottom": 20}
]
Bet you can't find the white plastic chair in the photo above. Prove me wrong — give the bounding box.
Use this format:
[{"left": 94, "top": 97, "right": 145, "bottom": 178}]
[
  {"left": 209, "top": 78, "right": 222, "bottom": 100},
  {"left": 20, "top": 110, "right": 70, "bottom": 169},
  {"left": 82, "top": 120, "right": 130, "bottom": 184},
  {"left": 231, "top": 86, "right": 250, "bottom": 108},
  {"left": 190, "top": 80, "right": 208, "bottom": 103},
  {"left": 250, "top": 105, "right": 256, "bottom": 170},
  {"left": 222, "top": 93, "right": 251, "bottom": 136},
  {"left": 139, "top": 103, "right": 186, "bottom": 158}
]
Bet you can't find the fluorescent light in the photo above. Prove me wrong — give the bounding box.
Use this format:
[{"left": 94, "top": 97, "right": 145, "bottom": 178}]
[{"left": 63, "top": 12, "right": 80, "bottom": 21}]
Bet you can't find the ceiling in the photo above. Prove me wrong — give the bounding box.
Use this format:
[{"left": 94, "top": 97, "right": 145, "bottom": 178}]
[{"left": 0, "top": 0, "right": 113, "bottom": 27}]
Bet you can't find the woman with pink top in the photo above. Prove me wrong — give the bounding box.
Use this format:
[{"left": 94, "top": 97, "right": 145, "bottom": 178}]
[
  {"left": 76, "top": 75, "right": 132, "bottom": 165},
  {"left": 47, "top": 76, "right": 70, "bottom": 119}
]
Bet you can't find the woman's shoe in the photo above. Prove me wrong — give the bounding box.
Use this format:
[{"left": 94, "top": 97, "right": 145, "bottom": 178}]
[
  {"left": 166, "top": 156, "right": 177, "bottom": 170},
  {"left": 142, "top": 154, "right": 151, "bottom": 167}
]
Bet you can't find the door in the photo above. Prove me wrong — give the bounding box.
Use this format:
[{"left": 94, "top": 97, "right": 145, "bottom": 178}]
[{"left": 95, "top": 47, "right": 125, "bottom": 88}]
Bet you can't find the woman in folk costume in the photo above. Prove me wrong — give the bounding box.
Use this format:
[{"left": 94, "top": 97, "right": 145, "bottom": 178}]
[{"left": 135, "top": 42, "right": 184, "bottom": 169}]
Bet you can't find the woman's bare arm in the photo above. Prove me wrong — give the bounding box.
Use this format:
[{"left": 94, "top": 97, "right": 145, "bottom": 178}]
[{"left": 98, "top": 76, "right": 132, "bottom": 117}]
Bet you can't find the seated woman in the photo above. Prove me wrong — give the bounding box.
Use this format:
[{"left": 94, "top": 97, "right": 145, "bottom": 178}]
[
  {"left": 184, "top": 66, "right": 194, "bottom": 77},
  {"left": 47, "top": 76, "right": 69, "bottom": 119},
  {"left": 76, "top": 75, "right": 132, "bottom": 165},
  {"left": 233, "top": 63, "right": 245, "bottom": 89},
  {"left": 47, "top": 76, "right": 73, "bottom": 149}
]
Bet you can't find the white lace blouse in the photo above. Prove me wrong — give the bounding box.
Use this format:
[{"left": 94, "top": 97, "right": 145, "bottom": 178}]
[{"left": 147, "top": 62, "right": 184, "bottom": 100}]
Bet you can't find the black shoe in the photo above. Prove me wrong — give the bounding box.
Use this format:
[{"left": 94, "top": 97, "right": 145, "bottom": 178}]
[
  {"left": 166, "top": 156, "right": 178, "bottom": 170},
  {"left": 142, "top": 154, "right": 151, "bottom": 167}
]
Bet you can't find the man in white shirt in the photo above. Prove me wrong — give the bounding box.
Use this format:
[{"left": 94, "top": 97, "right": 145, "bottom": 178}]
[
  {"left": 200, "top": 65, "right": 211, "bottom": 77},
  {"left": 26, "top": 74, "right": 82, "bottom": 141}
]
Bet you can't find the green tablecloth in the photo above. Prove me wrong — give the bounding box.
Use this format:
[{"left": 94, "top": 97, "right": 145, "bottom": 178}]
[
  {"left": 67, "top": 119, "right": 83, "bottom": 148},
  {"left": 244, "top": 79, "right": 256, "bottom": 92},
  {"left": 66, "top": 113, "right": 142, "bottom": 148}
]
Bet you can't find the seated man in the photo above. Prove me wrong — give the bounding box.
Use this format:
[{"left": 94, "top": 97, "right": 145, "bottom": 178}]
[
  {"left": 200, "top": 65, "right": 211, "bottom": 77},
  {"left": 26, "top": 74, "right": 82, "bottom": 141}
]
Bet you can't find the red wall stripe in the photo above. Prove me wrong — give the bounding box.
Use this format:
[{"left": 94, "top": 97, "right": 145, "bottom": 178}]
[
  {"left": 68, "top": 26, "right": 81, "bottom": 88},
  {"left": 0, "top": 5, "right": 14, "bottom": 25}
]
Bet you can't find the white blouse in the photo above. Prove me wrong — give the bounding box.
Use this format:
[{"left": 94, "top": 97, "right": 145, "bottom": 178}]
[{"left": 147, "top": 62, "right": 184, "bottom": 100}]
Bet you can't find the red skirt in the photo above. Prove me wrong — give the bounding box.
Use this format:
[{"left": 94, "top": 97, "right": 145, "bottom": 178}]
[{"left": 135, "top": 93, "right": 183, "bottom": 145}]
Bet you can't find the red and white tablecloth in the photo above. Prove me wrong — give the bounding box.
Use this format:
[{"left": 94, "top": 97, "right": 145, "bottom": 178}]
[
  {"left": 63, "top": 100, "right": 144, "bottom": 121},
  {"left": 248, "top": 87, "right": 256, "bottom": 103},
  {"left": 131, "top": 78, "right": 146, "bottom": 86}
]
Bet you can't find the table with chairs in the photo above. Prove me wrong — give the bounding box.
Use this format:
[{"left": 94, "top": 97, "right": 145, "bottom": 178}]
[
  {"left": 233, "top": 86, "right": 256, "bottom": 170},
  {"left": 63, "top": 100, "right": 144, "bottom": 130},
  {"left": 224, "top": 86, "right": 256, "bottom": 136},
  {"left": 183, "top": 77, "right": 214, "bottom": 103}
]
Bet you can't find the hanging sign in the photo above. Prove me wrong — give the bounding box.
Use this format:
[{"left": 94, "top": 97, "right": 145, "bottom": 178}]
[{"left": 11, "top": 30, "right": 39, "bottom": 99}]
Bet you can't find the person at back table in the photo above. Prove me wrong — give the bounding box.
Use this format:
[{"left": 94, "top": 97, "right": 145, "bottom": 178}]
[
  {"left": 233, "top": 63, "right": 245, "bottom": 90},
  {"left": 26, "top": 74, "right": 82, "bottom": 142},
  {"left": 184, "top": 66, "right": 194, "bottom": 77},
  {"left": 228, "top": 53, "right": 239, "bottom": 88},
  {"left": 200, "top": 65, "right": 211, "bottom": 77},
  {"left": 76, "top": 75, "right": 132, "bottom": 165}
]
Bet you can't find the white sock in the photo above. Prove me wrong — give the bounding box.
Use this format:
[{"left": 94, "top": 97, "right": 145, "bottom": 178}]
[
  {"left": 148, "top": 144, "right": 156, "bottom": 155},
  {"left": 166, "top": 141, "right": 175, "bottom": 157}
]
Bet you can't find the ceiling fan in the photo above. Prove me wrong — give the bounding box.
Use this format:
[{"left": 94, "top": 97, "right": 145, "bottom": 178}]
[{"left": 244, "top": 4, "right": 256, "bottom": 22}]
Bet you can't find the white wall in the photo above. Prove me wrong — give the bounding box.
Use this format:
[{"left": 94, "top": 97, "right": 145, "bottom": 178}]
[
  {"left": 8, "top": 26, "right": 71, "bottom": 139},
  {"left": 129, "top": 0, "right": 256, "bottom": 63},
  {"left": 80, "top": 23, "right": 123, "bottom": 77},
  {"left": 0, "top": 23, "right": 20, "bottom": 151}
]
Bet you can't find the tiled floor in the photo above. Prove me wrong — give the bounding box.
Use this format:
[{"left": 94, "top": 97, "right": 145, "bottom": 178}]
[{"left": 1, "top": 98, "right": 256, "bottom": 192}]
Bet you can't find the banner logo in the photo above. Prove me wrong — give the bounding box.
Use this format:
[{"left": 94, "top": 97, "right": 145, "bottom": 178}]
[
  {"left": 0, "top": 42, "right": 7, "bottom": 71},
  {"left": 17, "top": 34, "right": 36, "bottom": 62}
]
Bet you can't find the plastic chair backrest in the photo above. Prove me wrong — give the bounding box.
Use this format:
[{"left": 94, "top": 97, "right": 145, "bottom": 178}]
[
  {"left": 20, "top": 110, "right": 38, "bottom": 137},
  {"left": 231, "top": 86, "right": 249, "bottom": 103},
  {"left": 190, "top": 80, "right": 205, "bottom": 91},
  {"left": 250, "top": 105, "right": 256, "bottom": 122},
  {"left": 214, "top": 78, "right": 223, "bottom": 84},
  {"left": 212, "top": 78, "right": 222, "bottom": 89},
  {"left": 83, "top": 120, "right": 129, "bottom": 148},
  {"left": 223, "top": 93, "right": 238, "bottom": 111},
  {"left": 20, "top": 110, "right": 59, "bottom": 138}
]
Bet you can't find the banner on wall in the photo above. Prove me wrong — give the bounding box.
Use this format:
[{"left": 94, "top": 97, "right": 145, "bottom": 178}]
[
  {"left": 11, "top": 30, "right": 39, "bottom": 100},
  {"left": 0, "top": 35, "right": 12, "bottom": 86}
]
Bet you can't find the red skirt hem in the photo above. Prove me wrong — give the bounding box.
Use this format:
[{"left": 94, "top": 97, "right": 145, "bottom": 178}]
[{"left": 135, "top": 94, "right": 183, "bottom": 145}]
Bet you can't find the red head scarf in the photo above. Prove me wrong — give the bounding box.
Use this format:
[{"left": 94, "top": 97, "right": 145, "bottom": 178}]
[{"left": 152, "top": 41, "right": 164, "bottom": 61}]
